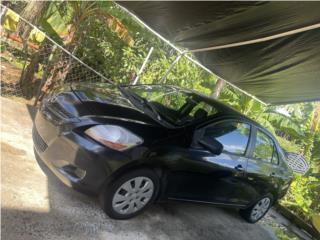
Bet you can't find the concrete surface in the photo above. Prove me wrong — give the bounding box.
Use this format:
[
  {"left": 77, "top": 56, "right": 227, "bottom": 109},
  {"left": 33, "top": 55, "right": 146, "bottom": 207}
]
[{"left": 1, "top": 97, "right": 276, "bottom": 240}]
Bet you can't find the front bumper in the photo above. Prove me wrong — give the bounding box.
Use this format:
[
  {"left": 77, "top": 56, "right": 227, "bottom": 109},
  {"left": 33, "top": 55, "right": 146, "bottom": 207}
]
[{"left": 33, "top": 110, "right": 131, "bottom": 194}]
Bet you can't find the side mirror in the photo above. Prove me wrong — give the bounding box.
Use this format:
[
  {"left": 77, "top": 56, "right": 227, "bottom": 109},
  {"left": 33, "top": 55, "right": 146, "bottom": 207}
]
[{"left": 198, "top": 137, "right": 223, "bottom": 155}]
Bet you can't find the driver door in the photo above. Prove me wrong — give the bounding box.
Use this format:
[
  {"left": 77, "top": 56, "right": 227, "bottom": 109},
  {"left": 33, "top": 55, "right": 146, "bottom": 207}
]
[{"left": 166, "top": 120, "right": 254, "bottom": 206}]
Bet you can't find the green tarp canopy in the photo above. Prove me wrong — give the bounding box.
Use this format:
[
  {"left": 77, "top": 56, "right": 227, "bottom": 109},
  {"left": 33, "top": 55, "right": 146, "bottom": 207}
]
[{"left": 118, "top": 1, "right": 320, "bottom": 105}]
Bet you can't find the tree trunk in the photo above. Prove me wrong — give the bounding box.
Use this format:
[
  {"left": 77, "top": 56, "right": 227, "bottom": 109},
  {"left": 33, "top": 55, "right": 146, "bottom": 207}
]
[
  {"left": 15, "top": 1, "right": 49, "bottom": 40},
  {"left": 311, "top": 104, "right": 320, "bottom": 132},
  {"left": 20, "top": 51, "right": 40, "bottom": 99},
  {"left": 304, "top": 104, "right": 320, "bottom": 160},
  {"left": 39, "top": 56, "right": 73, "bottom": 102},
  {"left": 16, "top": 1, "right": 49, "bottom": 99},
  {"left": 39, "top": 17, "right": 80, "bottom": 98},
  {"left": 211, "top": 78, "right": 225, "bottom": 99}
]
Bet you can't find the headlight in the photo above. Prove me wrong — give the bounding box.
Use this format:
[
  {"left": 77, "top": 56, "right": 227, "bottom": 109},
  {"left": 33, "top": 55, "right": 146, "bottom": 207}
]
[{"left": 85, "top": 125, "right": 143, "bottom": 151}]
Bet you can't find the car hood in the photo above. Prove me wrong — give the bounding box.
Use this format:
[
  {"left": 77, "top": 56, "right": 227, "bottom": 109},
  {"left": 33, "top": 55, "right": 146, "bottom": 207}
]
[
  {"left": 42, "top": 88, "right": 183, "bottom": 148},
  {"left": 41, "top": 83, "right": 156, "bottom": 124}
]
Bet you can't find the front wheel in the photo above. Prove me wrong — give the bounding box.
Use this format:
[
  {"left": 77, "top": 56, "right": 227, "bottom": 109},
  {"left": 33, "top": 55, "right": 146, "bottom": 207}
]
[
  {"left": 239, "top": 195, "right": 273, "bottom": 223},
  {"left": 99, "top": 169, "right": 159, "bottom": 219}
]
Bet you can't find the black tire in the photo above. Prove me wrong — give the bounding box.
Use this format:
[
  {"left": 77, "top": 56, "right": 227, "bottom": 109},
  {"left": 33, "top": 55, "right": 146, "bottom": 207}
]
[
  {"left": 239, "top": 194, "right": 273, "bottom": 223},
  {"left": 99, "top": 168, "right": 159, "bottom": 219}
]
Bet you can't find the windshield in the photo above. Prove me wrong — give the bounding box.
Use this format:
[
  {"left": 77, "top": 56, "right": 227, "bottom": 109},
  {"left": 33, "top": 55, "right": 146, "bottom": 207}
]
[{"left": 123, "top": 85, "right": 221, "bottom": 125}]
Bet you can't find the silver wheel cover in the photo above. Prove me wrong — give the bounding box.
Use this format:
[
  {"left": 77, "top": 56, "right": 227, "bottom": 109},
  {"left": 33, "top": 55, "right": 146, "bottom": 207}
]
[
  {"left": 112, "top": 176, "right": 154, "bottom": 215},
  {"left": 250, "top": 197, "right": 271, "bottom": 221}
]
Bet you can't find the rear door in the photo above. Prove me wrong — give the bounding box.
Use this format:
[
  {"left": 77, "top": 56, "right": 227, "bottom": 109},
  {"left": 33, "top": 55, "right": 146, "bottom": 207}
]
[{"left": 245, "top": 127, "right": 278, "bottom": 202}]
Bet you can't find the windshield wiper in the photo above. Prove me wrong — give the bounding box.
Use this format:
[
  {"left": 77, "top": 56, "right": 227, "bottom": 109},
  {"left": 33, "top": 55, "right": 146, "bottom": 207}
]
[
  {"left": 118, "top": 86, "right": 162, "bottom": 121},
  {"left": 139, "top": 97, "right": 162, "bottom": 121}
]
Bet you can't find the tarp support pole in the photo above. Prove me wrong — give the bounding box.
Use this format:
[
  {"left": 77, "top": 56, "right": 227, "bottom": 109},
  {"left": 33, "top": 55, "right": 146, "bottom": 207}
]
[
  {"left": 189, "top": 22, "right": 320, "bottom": 53},
  {"left": 133, "top": 47, "right": 154, "bottom": 85}
]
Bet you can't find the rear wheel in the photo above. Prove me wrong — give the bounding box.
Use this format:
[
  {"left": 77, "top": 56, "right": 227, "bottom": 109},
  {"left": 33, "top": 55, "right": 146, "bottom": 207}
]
[
  {"left": 99, "top": 169, "right": 159, "bottom": 219},
  {"left": 239, "top": 195, "right": 273, "bottom": 223}
]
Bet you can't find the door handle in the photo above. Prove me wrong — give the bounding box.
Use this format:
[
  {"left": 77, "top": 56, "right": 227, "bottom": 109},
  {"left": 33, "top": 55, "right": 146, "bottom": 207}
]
[{"left": 234, "top": 164, "right": 244, "bottom": 172}]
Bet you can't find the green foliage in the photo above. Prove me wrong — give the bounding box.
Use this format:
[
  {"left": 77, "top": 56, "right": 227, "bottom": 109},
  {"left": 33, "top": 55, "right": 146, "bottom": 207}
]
[
  {"left": 276, "top": 137, "right": 300, "bottom": 153},
  {"left": 270, "top": 223, "right": 300, "bottom": 240},
  {"left": 281, "top": 175, "right": 320, "bottom": 222},
  {"left": 1, "top": 8, "right": 20, "bottom": 31}
]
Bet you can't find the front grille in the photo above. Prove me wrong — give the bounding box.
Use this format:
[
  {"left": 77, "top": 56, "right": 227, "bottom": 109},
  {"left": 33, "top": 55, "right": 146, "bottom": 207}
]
[{"left": 32, "top": 127, "right": 48, "bottom": 152}]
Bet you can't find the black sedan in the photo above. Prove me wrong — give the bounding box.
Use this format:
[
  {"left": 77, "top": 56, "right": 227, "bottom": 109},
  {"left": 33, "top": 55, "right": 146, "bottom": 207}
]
[{"left": 33, "top": 84, "right": 293, "bottom": 223}]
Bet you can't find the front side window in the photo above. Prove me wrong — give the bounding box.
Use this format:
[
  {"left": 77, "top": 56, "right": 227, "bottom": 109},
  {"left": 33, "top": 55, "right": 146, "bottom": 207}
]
[
  {"left": 253, "top": 130, "right": 274, "bottom": 162},
  {"left": 204, "top": 121, "right": 251, "bottom": 155}
]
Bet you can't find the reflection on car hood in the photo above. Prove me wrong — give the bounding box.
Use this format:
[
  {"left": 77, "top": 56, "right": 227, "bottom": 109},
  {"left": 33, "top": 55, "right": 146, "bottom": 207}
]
[
  {"left": 71, "top": 83, "right": 135, "bottom": 109},
  {"left": 69, "top": 83, "right": 161, "bottom": 126}
]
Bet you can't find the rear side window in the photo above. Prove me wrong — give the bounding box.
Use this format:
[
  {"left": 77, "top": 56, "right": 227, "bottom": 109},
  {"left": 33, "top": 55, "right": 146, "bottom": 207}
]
[
  {"left": 253, "top": 130, "right": 274, "bottom": 163},
  {"left": 204, "top": 121, "right": 251, "bottom": 155}
]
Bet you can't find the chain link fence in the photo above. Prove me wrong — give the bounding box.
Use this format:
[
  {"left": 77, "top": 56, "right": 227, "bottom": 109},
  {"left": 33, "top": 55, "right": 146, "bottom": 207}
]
[{"left": 0, "top": 5, "right": 113, "bottom": 105}]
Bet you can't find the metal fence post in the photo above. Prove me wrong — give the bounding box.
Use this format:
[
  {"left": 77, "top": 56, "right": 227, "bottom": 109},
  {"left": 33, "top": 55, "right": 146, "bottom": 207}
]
[
  {"left": 133, "top": 47, "right": 153, "bottom": 85},
  {"left": 159, "top": 52, "right": 185, "bottom": 84}
]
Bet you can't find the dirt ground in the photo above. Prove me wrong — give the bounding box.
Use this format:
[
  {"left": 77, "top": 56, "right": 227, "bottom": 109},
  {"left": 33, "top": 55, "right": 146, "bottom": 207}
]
[{"left": 1, "top": 97, "right": 277, "bottom": 240}]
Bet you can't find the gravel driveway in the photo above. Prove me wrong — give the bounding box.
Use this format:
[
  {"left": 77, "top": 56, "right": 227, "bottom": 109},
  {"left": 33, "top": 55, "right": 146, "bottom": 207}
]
[{"left": 1, "top": 97, "right": 276, "bottom": 240}]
